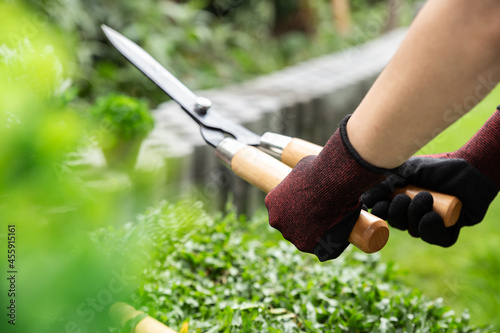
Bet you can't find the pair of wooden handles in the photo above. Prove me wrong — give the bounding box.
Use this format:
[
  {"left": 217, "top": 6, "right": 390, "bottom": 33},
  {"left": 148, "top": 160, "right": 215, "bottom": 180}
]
[{"left": 227, "top": 137, "right": 462, "bottom": 254}]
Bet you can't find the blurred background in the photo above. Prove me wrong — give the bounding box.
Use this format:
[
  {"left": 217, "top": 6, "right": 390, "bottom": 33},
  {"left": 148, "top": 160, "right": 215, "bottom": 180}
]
[
  {"left": 1, "top": 0, "right": 499, "bottom": 332},
  {"left": 12, "top": 0, "right": 419, "bottom": 106}
]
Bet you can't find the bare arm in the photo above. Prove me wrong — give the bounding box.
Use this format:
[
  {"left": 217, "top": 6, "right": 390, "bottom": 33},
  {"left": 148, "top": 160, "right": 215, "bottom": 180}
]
[{"left": 348, "top": 0, "right": 500, "bottom": 169}]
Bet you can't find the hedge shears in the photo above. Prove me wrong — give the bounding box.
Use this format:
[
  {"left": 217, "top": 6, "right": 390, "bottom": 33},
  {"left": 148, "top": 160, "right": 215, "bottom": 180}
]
[{"left": 102, "top": 25, "right": 462, "bottom": 254}]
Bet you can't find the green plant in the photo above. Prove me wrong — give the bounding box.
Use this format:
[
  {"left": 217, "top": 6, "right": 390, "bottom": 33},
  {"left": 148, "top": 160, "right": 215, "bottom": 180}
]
[
  {"left": 0, "top": 4, "right": 143, "bottom": 332},
  {"left": 90, "top": 94, "right": 154, "bottom": 168},
  {"left": 91, "top": 94, "right": 154, "bottom": 141},
  {"left": 103, "top": 201, "right": 492, "bottom": 332}
]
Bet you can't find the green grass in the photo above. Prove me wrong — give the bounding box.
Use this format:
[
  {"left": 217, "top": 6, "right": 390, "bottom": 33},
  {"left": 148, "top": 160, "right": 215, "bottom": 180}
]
[{"left": 378, "top": 85, "right": 500, "bottom": 330}]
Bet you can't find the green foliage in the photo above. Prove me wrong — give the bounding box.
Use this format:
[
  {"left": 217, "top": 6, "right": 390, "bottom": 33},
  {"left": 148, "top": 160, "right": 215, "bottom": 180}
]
[
  {"left": 88, "top": 94, "right": 154, "bottom": 169},
  {"left": 0, "top": 40, "right": 65, "bottom": 99},
  {"left": 0, "top": 5, "right": 143, "bottom": 332},
  {"left": 105, "top": 202, "right": 491, "bottom": 332},
  {"left": 90, "top": 94, "right": 154, "bottom": 144},
  {"left": 0, "top": 28, "right": 80, "bottom": 204},
  {"left": 19, "top": 0, "right": 418, "bottom": 104}
]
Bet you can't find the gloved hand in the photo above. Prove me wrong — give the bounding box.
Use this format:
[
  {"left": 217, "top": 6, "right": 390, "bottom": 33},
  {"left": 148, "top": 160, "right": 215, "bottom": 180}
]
[
  {"left": 265, "top": 115, "right": 398, "bottom": 261},
  {"left": 363, "top": 108, "right": 500, "bottom": 247}
]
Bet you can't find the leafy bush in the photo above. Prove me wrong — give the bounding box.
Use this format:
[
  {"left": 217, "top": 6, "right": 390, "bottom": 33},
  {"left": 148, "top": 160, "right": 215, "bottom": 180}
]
[
  {"left": 89, "top": 94, "right": 154, "bottom": 168},
  {"left": 90, "top": 94, "right": 154, "bottom": 142},
  {"left": 104, "top": 202, "right": 491, "bottom": 333},
  {"left": 0, "top": 8, "right": 138, "bottom": 332}
]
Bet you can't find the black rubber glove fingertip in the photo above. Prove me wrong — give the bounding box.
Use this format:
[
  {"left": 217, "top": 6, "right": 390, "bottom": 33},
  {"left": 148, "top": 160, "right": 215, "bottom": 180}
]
[
  {"left": 371, "top": 200, "right": 390, "bottom": 220},
  {"left": 419, "top": 211, "right": 458, "bottom": 247},
  {"left": 407, "top": 191, "right": 434, "bottom": 237},
  {"left": 388, "top": 194, "right": 411, "bottom": 231}
]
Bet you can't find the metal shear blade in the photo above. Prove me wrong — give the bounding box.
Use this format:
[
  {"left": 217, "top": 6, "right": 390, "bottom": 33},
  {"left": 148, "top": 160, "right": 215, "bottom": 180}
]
[{"left": 101, "top": 25, "right": 261, "bottom": 147}]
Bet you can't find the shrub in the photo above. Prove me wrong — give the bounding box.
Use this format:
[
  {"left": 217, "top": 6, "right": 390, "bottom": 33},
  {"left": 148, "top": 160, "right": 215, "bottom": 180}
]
[
  {"left": 104, "top": 202, "right": 491, "bottom": 333},
  {"left": 90, "top": 94, "right": 154, "bottom": 168},
  {"left": 91, "top": 94, "right": 154, "bottom": 141},
  {"left": 0, "top": 10, "right": 135, "bottom": 332}
]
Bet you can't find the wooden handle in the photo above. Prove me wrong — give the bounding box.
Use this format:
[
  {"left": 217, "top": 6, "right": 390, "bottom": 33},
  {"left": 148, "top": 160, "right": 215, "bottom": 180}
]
[
  {"left": 109, "top": 302, "right": 179, "bottom": 333},
  {"left": 393, "top": 186, "right": 462, "bottom": 227},
  {"left": 281, "top": 138, "right": 323, "bottom": 167},
  {"left": 230, "top": 145, "right": 388, "bottom": 253},
  {"left": 282, "top": 138, "right": 462, "bottom": 227}
]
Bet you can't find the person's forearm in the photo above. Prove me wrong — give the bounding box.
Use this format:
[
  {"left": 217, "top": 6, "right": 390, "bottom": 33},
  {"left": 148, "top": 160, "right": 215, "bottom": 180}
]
[{"left": 347, "top": 0, "right": 500, "bottom": 169}]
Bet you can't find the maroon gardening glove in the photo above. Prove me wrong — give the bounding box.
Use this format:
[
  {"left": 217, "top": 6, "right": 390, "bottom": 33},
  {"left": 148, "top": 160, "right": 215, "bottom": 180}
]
[
  {"left": 363, "top": 107, "right": 500, "bottom": 247},
  {"left": 265, "top": 115, "right": 398, "bottom": 261}
]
